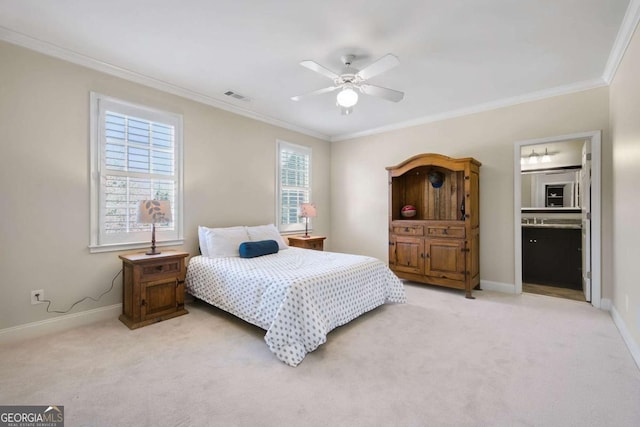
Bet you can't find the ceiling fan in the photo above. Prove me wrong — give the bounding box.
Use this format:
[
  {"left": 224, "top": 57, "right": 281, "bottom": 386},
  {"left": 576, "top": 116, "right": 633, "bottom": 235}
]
[{"left": 291, "top": 53, "right": 404, "bottom": 115}]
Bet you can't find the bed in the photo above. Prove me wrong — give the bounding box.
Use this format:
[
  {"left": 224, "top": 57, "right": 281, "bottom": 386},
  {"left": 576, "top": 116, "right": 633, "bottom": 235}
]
[{"left": 186, "top": 226, "right": 406, "bottom": 366}]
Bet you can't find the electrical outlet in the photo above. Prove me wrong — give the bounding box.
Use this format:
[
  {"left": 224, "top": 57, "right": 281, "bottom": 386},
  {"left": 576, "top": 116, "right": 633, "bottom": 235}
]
[{"left": 31, "top": 289, "right": 44, "bottom": 305}]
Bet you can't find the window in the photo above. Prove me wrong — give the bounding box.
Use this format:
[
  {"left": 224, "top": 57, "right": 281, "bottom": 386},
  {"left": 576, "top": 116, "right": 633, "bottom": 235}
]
[
  {"left": 276, "top": 140, "right": 311, "bottom": 233},
  {"left": 90, "top": 93, "right": 183, "bottom": 252}
]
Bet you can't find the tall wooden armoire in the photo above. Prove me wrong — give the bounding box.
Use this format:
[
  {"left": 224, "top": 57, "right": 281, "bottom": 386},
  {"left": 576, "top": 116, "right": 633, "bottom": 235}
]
[{"left": 386, "top": 154, "right": 481, "bottom": 298}]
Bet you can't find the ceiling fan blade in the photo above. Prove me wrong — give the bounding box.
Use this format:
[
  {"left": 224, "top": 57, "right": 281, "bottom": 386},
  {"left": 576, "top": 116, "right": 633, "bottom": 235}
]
[
  {"left": 291, "top": 86, "right": 340, "bottom": 101},
  {"left": 300, "top": 60, "right": 340, "bottom": 80},
  {"left": 356, "top": 54, "right": 400, "bottom": 80},
  {"left": 360, "top": 84, "right": 404, "bottom": 102}
]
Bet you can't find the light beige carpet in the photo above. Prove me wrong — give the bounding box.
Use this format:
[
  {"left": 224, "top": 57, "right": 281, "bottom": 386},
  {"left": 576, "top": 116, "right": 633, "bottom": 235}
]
[{"left": 1, "top": 283, "right": 639, "bottom": 426}]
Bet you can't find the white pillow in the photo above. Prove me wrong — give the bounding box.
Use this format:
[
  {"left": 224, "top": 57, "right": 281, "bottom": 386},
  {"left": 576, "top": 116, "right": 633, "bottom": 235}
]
[
  {"left": 246, "top": 224, "right": 288, "bottom": 250},
  {"left": 198, "top": 226, "right": 210, "bottom": 257},
  {"left": 204, "top": 226, "right": 250, "bottom": 258}
]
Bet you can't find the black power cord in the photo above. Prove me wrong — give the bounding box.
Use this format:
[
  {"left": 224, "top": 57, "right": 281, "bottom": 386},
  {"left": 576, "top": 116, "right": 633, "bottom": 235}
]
[{"left": 35, "top": 269, "right": 122, "bottom": 314}]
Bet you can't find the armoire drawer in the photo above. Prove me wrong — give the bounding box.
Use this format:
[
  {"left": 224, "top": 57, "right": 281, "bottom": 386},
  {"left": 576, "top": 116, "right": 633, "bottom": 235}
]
[
  {"left": 426, "top": 225, "right": 465, "bottom": 238},
  {"left": 391, "top": 225, "right": 424, "bottom": 236}
]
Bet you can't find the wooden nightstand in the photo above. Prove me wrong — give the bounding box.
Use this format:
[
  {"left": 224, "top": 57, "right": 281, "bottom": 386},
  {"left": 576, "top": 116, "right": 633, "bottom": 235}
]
[
  {"left": 287, "top": 236, "right": 326, "bottom": 251},
  {"left": 119, "top": 250, "right": 189, "bottom": 329}
]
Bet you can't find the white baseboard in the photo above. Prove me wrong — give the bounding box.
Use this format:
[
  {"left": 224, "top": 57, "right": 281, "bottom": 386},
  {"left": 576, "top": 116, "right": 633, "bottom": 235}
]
[
  {"left": 610, "top": 305, "right": 640, "bottom": 371},
  {"left": 480, "top": 280, "right": 516, "bottom": 294},
  {"left": 0, "top": 304, "right": 121, "bottom": 345},
  {"left": 600, "top": 298, "right": 612, "bottom": 311}
]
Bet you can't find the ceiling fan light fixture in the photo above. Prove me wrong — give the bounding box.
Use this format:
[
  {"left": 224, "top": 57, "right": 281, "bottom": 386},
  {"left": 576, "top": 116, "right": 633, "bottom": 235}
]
[
  {"left": 340, "top": 106, "right": 354, "bottom": 115},
  {"left": 336, "top": 87, "right": 359, "bottom": 108},
  {"left": 292, "top": 53, "right": 403, "bottom": 114}
]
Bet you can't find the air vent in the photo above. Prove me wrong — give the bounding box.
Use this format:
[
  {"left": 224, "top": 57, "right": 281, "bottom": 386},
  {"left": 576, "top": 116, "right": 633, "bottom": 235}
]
[{"left": 223, "top": 91, "right": 251, "bottom": 102}]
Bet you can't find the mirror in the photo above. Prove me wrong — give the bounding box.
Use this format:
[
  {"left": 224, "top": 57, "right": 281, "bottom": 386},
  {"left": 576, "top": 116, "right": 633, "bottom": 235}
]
[
  {"left": 521, "top": 169, "right": 580, "bottom": 208},
  {"left": 520, "top": 139, "right": 584, "bottom": 210}
]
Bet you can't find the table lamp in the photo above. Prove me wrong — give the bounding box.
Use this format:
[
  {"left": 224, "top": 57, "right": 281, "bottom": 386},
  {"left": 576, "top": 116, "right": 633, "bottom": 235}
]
[
  {"left": 137, "top": 200, "right": 172, "bottom": 255},
  {"left": 299, "top": 202, "right": 317, "bottom": 238}
]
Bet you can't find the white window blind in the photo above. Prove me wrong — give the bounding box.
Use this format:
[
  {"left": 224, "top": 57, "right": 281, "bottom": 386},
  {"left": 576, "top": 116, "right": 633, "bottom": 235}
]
[
  {"left": 90, "top": 93, "right": 183, "bottom": 252},
  {"left": 276, "top": 140, "right": 311, "bottom": 233}
]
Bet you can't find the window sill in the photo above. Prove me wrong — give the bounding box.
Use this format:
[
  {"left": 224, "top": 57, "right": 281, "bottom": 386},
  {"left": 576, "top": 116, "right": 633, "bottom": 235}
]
[
  {"left": 280, "top": 229, "right": 312, "bottom": 236},
  {"left": 88, "top": 239, "right": 184, "bottom": 254}
]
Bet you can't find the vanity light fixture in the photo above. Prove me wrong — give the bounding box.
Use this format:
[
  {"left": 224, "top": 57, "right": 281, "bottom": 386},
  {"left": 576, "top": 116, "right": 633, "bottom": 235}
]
[
  {"left": 528, "top": 149, "right": 539, "bottom": 165},
  {"left": 541, "top": 148, "right": 552, "bottom": 163}
]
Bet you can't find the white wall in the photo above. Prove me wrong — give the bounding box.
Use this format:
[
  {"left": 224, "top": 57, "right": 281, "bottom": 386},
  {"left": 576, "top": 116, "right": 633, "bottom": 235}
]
[
  {"left": 0, "top": 41, "right": 331, "bottom": 329},
  {"left": 330, "top": 88, "right": 612, "bottom": 293},
  {"left": 610, "top": 23, "right": 640, "bottom": 352}
]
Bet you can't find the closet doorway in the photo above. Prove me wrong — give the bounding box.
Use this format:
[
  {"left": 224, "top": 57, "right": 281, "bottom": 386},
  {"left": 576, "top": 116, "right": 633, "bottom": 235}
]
[{"left": 513, "top": 131, "right": 601, "bottom": 308}]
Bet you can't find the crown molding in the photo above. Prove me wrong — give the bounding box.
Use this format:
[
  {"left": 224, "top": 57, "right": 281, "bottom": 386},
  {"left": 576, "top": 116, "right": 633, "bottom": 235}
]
[
  {"left": 330, "top": 78, "right": 607, "bottom": 142},
  {"left": 602, "top": 0, "right": 640, "bottom": 84},
  {"left": 0, "top": 26, "right": 330, "bottom": 141}
]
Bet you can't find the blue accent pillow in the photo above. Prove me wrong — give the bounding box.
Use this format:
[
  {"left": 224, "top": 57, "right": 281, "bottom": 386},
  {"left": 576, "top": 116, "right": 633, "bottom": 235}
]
[{"left": 239, "top": 240, "right": 279, "bottom": 258}]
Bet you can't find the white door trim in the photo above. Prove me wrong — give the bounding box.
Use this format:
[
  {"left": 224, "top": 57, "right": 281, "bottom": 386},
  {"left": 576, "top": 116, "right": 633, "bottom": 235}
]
[{"left": 513, "top": 131, "right": 602, "bottom": 309}]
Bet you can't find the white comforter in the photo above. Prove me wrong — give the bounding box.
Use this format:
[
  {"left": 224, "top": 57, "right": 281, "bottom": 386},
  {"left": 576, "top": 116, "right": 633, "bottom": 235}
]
[{"left": 185, "top": 247, "right": 406, "bottom": 366}]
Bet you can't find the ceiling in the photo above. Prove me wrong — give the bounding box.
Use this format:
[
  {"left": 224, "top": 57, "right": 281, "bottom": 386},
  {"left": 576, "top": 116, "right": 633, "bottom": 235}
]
[{"left": 0, "top": 0, "right": 634, "bottom": 141}]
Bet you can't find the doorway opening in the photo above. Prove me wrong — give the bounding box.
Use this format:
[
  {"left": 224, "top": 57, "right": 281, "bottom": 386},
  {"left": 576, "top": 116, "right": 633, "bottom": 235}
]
[
  {"left": 513, "top": 131, "right": 601, "bottom": 308},
  {"left": 522, "top": 283, "right": 586, "bottom": 302}
]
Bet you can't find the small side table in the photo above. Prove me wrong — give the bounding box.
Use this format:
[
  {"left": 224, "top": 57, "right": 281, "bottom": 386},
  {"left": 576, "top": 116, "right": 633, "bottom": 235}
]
[
  {"left": 119, "top": 250, "right": 189, "bottom": 329},
  {"left": 287, "top": 236, "right": 326, "bottom": 251}
]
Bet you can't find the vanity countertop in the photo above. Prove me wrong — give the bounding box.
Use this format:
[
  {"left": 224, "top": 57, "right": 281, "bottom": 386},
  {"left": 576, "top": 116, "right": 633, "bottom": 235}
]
[
  {"left": 521, "top": 223, "right": 581, "bottom": 229},
  {"left": 521, "top": 217, "right": 582, "bottom": 229}
]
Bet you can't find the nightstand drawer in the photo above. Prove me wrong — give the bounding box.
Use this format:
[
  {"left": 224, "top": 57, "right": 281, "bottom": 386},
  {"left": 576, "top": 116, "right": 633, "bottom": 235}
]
[
  {"left": 141, "top": 259, "right": 181, "bottom": 278},
  {"left": 287, "top": 236, "right": 326, "bottom": 251},
  {"left": 306, "top": 240, "right": 323, "bottom": 250}
]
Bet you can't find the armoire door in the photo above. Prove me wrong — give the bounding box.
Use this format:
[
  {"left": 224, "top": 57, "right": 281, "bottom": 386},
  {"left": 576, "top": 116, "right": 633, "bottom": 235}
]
[
  {"left": 425, "top": 239, "right": 465, "bottom": 281},
  {"left": 391, "top": 235, "right": 424, "bottom": 275}
]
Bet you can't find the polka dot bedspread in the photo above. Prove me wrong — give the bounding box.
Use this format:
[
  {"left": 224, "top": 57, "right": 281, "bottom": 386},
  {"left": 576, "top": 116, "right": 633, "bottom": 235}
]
[{"left": 185, "top": 247, "right": 406, "bottom": 366}]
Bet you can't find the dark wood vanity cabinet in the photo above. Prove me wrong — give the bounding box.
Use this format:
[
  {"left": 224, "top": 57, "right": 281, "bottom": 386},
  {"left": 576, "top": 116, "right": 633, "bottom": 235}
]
[
  {"left": 522, "top": 227, "right": 581, "bottom": 289},
  {"left": 387, "top": 154, "right": 481, "bottom": 298}
]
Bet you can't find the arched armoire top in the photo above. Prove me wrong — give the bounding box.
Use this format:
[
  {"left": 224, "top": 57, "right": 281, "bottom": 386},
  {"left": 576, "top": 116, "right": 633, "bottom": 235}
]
[{"left": 386, "top": 153, "right": 482, "bottom": 177}]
